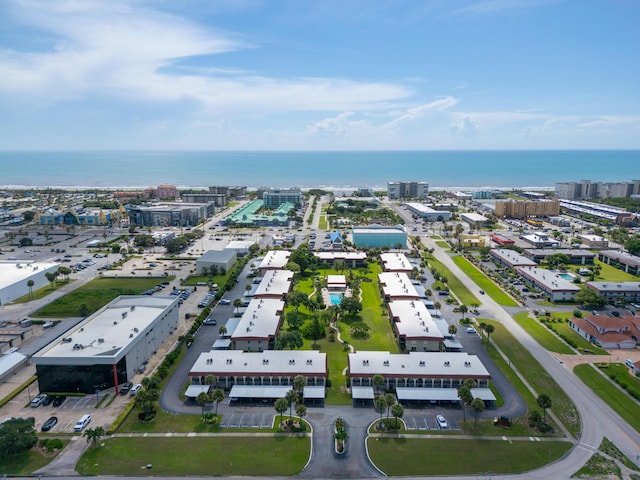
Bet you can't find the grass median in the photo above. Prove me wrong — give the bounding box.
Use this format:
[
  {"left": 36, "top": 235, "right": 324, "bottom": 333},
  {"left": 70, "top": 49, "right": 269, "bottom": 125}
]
[
  {"left": 426, "top": 255, "right": 479, "bottom": 306},
  {"left": 513, "top": 312, "right": 575, "bottom": 354},
  {"left": 480, "top": 319, "right": 581, "bottom": 438},
  {"left": 77, "top": 436, "right": 310, "bottom": 476},
  {"left": 452, "top": 255, "right": 519, "bottom": 307},
  {"left": 368, "top": 437, "right": 572, "bottom": 476},
  {"left": 574, "top": 363, "right": 640, "bottom": 434}
]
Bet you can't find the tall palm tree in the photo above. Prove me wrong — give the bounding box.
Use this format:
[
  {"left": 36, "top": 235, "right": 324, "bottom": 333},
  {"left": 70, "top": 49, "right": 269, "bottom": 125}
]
[
  {"left": 274, "top": 398, "right": 288, "bottom": 425},
  {"left": 293, "top": 375, "right": 306, "bottom": 398},
  {"left": 384, "top": 393, "right": 396, "bottom": 422},
  {"left": 459, "top": 304, "right": 468, "bottom": 322},
  {"left": 285, "top": 389, "right": 298, "bottom": 422},
  {"left": 537, "top": 393, "right": 552, "bottom": 421},
  {"left": 211, "top": 388, "right": 225, "bottom": 415},
  {"left": 374, "top": 396, "right": 386, "bottom": 424},
  {"left": 218, "top": 325, "right": 227, "bottom": 337},
  {"left": 27, "top": 280, "right": 34, "bottom": 300},
  {"left": 471, "top": 398, "right": 485, "bottom": 427},
  {"left": 233, "top": 298, "right": 242, "bottom": 315},
  {"left": 391, "top": 403, "right": 404, "bottom": 429},
  {"left": 372, "top": 374, "right": 385, "bottom": 396},
  {"left": 485, "top": 324, "right": 495, "bottom": 346},
  {"left": 196, "top": 392, "right": 208, "bottom": 420}
]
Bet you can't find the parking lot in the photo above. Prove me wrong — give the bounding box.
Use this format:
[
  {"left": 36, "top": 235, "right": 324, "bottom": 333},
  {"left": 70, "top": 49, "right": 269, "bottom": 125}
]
[{"left": 217, "top": 406, "right": 276, "bottom": 429}]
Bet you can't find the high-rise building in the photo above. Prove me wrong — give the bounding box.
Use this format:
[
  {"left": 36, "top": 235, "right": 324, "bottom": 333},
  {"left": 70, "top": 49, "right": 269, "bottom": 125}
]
[
  {"left": 387, "top": 181, "right": 429, "bottom": 200},
  {"left": 494, "top": 199, "right": 560, "bottom": 218}
]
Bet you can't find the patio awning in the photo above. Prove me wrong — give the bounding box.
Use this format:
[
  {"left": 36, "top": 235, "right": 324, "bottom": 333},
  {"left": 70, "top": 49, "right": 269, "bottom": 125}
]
[
  {"left": 396, "top": 387, "right": 458, "bottom": 401},
  {"left": 471, "top": 388, "right": 496, "bottom": 401}
]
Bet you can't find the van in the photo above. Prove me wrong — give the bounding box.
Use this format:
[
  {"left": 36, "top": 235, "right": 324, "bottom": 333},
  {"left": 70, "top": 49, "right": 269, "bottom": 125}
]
[
  {"left": 74, "top": 414, "right": 91, "bottom": 432},
  {"left": 20, "top": 318, "right": 32, "bottom": 327}
]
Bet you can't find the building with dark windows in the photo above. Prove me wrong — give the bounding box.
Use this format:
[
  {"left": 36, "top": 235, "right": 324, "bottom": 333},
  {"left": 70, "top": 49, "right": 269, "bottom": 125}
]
[{"left": 32, "top": 296, "right": 179, "bottom": 394}]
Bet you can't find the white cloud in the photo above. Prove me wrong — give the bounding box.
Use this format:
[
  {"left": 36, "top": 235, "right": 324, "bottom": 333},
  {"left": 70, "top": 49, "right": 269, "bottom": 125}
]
[{"left": 0, "top": 0, "right": 411, "bottom": 114}]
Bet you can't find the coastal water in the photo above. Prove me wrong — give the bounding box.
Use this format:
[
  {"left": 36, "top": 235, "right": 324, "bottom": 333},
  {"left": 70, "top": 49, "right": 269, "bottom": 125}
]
[{"left": 0, "top": 150, "right": 637, "bottom": 190}]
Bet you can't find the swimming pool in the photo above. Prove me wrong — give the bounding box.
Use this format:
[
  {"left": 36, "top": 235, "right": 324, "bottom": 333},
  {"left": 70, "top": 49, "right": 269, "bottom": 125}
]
[
  {"left": 329, "top": 293, "right": 343, "bottom": 305},
  {"left": 558, "top": 273, "right": 574, "bottom": 281}
]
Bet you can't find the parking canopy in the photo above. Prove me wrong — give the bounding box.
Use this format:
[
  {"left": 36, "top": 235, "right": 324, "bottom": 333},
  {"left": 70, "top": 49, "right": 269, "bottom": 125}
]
[
  {"left": 396, "top": 387, "right": 496, "bottom": 402},
  {"left": 229, "top": 385, "right": 291, "bottom": 399},
  {"left": 351, "top": 386, "right": 374, "bottom": 400},
  {"left": 184, "top": 385, "right": 211, "bottom": 399},
  {"left": 303, "top": 386, "right": 325, "bottom": 399}
]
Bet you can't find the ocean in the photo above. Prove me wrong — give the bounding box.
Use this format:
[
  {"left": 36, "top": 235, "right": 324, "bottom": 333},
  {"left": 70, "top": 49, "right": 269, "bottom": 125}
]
[{"left": 0, "top": 150, "right": 638, "bottom": 191}]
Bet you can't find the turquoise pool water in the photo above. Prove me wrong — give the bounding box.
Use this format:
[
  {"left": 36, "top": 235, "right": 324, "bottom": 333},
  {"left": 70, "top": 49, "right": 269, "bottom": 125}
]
[
  {"left": 559, "top": 273, "right": 574, "bottom": 281},
  {"left": 329, "top": 293, "right": 343, "bottom": 305}
]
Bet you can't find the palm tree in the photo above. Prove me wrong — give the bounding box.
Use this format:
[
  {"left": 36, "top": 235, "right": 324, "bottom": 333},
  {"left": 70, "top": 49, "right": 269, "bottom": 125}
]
[
  {"left": 457, "top": 385, "right": 473, "bottom": 422},
  {"left": 233, "top": 298, "right": 242, "bottom": 315},
  {"left": 484, "top": 324, "right": 495, "bottom": 346},
  {"left": 374, "top": 396, "right": 386, "bottom": 424},
  {"left": 295, "top": 404, "right": 307, "bottom": 423},
  {"left": 293, "top": 375, "right": 306, "bottom": 398},
  {"left": 196, "top": 392, "right": 208, "bottom": 421},
  {"left": 27, "top": 280, "right": 34, "bottom": 300},
  {"left": 274, "top": 398, "right": 288, "bottom": 425},
  {"left": 471, "top": 398, "right": 485, "bottom": 427},
  {"left": 391, "top": 403, "right": 404, "bottom": 429},
  {"left": 478, "top": 322, "right": 487, "bottom": 341},
  {"left": 205, "top": 375, "right": 217, "bottom": 388},
  {"left": 537, "top": 393, "right": 552, "bottom": 421},
  {"left": 211, "top": 388, "right": 224, "bottom": 415},
  {"left": 285, "top": 389, "right": 298, "bottom": 422},
  {"left": 218, "top": 325, "right": 227, "bottom": 336},
  {"left": 384, "top": 393, "right": 396, "bottom": 422},
  {"left": 372, "top": 374, "right": 385, "bottom": 396},
  {"left": 83, "top": 426, "right": 105, "bottom": 447},
  {"left": 459, "top": 304, "right": 468, "bottom": 322},
  {"left": 448, "top": 324, "right": 458, "bottom": 336}
]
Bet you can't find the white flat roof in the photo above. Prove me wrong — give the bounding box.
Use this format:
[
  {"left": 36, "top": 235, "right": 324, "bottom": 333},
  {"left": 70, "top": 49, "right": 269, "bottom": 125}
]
[
  {"left": 352, "top": 225, "right": 407, "bottom": 234},
  {"left": 34, "top": 296, "right": 178, "bottom": 361},
  {"left": 490, "top": 249, "right": 537, "bottom": 267},
  {"left": 461, "top": 213, "right": 489, "bottom": 222},
  {"left": 378, "top": 272, "right": 420, "bottom": 299},
  {"left": 185, "top": 385, "right": 210, "bottom": 398},
  {"left": 254, "top": 270, "right": 293, "bottom": 298},
  {"left": 0, "top": 261, "right": 59, "bottom": 290},
  {"left": 389, "top": 300, "right": 443, "bottom": 341},
  {"left": 314, "top": 251, "right": 367, "bottom": 261},
  {"left": 516, "top": 267, "right": 581, "bottom": 292},
  {"left": 225, "top": 240, "right": 256, "bottom": 250},
  {"left": 349, "top": 351, "right": 490, "bottom": 378},
  {"left": 258, "top": 250, "right": 291, "bottom": 269},
  {"left": 327, "top": 275, "right": 346, "bottom": 287},
  {"left": 380, "top": 252, "right": 413, "bottom": 272},
  {"left": 190, "top": 350, "right": 327, "bottom": 377},
  {"left": 405, "top": 203, "right": 440, "bottom": 213},
  {"left": 231, "top": 298, "right": 284, "bottom": 340},
  {"left": 351, "top": 386, "right": 374, "bottom": 399}
]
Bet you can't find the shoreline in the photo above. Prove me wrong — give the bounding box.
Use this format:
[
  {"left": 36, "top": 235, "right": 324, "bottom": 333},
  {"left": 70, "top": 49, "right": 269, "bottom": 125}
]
[{"left": 0, "top": 184, "right": 556, "bottom": 193}]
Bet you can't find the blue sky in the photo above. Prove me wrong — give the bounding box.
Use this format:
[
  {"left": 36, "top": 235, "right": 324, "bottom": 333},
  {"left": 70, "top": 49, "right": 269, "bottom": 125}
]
[{"left": 0, "top": 0, "right": 638, "bottom": 150}]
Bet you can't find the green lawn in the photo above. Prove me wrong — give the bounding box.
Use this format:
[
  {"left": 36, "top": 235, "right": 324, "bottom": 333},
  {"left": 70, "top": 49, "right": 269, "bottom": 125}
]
[
  {"left": 594, "top": 259, "right": 639, "bottom": 282},
  {"left": 452, "top": 256, "right": 519, "bottom": 307},
  {"left": 512, "top": 312, "right": 575, "bottom": 354},
  {"left": 367, "top": 437, "right": 572, "bottom": 476},
  {"left": 0, "top": 443, "right": 68, "bottom": 475},
  {"left": 435, "top": 240, "right": 450, "bottom": 249},
  {"left": 12, "top": 279, "right": 75, "bottom": 304},
  {"left": 77, "top": 436, "right": 310, "bottom": 476},
  {"left": 480, "top": 319, "right": 581, "bottom": 438},
  {"left": 426, "top": 255, "right": 479, "bottom": 306},
  {"left": 574, "top": 364, "right": 640, "bottom": 434},
  {"left": 32, "top": 277, "right": 167, "bottom": 317}
]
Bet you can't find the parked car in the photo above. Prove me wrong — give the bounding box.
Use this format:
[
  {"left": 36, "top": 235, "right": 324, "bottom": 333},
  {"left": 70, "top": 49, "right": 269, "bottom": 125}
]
[
  {"left": 74, "top": 414, "right": 91, "bottom": 432},
  {"left": 30, "top": 394, "right": 48, "bottom": 408},
  {"left": 436, "top": 415, "right": 448, "bottom": 429},
  {"left": 42, "top": 394, "right": 54, "bottom": 406},
  {"left": 129, "top": 384, "right": 142, "bottom": 396},
  {"left": 466, "top": 327, "right": 477, "bottom": 334},
  {"left": 41, "top": 416, "right": 58, "bottom": 432},
  {"left": 119, "top": 382, "right": 133, "bottom": 395},
  {"left": 43, "top": 321, "right": 54, "bottom": 329},
  {"left": 52, "top": 395, "right": 66, "bottom": 407}
]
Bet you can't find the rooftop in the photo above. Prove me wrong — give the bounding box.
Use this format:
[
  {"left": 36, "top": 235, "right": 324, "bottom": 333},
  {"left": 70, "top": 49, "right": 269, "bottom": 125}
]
[
  {"left": 516, "top": 267, "right": 581, "bottom": 292},
  {"left": 380, "top": 252, "right": 413, "bottom": 272},
  {"left": 254, "top": 270, "right": 294, "bottom": 298},
  {"left": 231, "top": 298, "right": 284, "bottom": 341},
  {"left": 190, "top": 350, "right": 326, "bottom": 377},
  {"left": 388, "top": 300, "right": 443, "bottom": 341},
  {"left": 258, "top": 250, "right": 291, "bottom": 270},
  {"left": 0, "top": 261, "right": 59, "bottom": 290},
  {"left": 349, "top": 351, "right": 490, "bottom": 378},
  {"left": 378, "top": 272, "right": 420, "bottom": 299},
  {"left": 34, "top": 296, "right": 178, "bottom": 361}
]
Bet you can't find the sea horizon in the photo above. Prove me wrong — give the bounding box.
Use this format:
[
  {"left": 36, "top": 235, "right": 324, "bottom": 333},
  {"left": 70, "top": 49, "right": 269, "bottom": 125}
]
[{"left": 0, "top": 150, "right": 638, "bottom": 191}]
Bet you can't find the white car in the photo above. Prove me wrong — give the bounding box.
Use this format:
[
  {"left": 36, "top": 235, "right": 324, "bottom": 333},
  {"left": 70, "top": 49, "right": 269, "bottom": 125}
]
[
  {"left": 219, "top": 299, "right": 231, "bottom": 305},
  {"left": 466, "top": 327, "right": 477, "bottom": 334},
  {"left": 436, "top": 415, "right": 448, "bottom": 429}
]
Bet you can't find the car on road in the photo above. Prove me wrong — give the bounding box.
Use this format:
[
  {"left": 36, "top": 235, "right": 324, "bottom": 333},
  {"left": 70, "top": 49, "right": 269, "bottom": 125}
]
[
  {"left": 466, "top": 327, "right": 477, "bottom": 334},
  {"left": 41, "top": 416, "right": 58, "bottom": 432},
  {"left": 219, "top": 298, "right": 231, "bottom": 305},
  {"left": 436, "top": 415, "right": 448, "bottom": 429},
  {"left": 52, "top": 395, "right": 66, "bottom": 407},
  {"left": 203, "top": 318, "right": 217, "bottom": 325},
  {"left": 479, "top": 290, "right": 485, "bottom": 295},
  {"left": 43, "top": 321, "right": 54, "bottom": 329}
]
